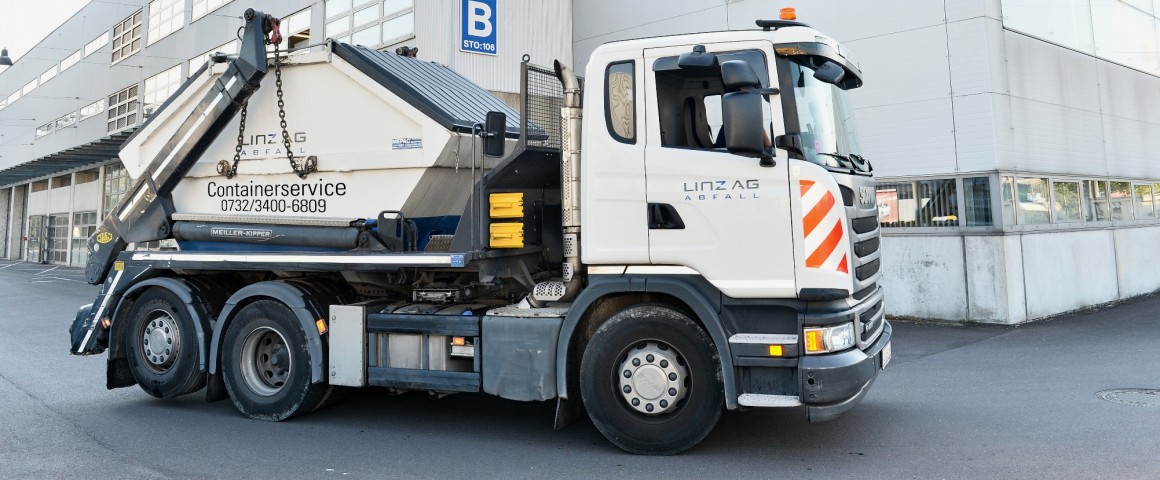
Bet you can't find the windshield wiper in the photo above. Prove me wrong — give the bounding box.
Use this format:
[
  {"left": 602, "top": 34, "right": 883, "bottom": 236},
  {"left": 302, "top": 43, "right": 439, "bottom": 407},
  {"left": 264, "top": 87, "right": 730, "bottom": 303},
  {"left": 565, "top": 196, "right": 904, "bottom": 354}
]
[
  {"left": 850, "top": 153, "right": 873, "bottom": 173},
  {"left": 816, "top": 152, "right": 857, "bottom": 170}
]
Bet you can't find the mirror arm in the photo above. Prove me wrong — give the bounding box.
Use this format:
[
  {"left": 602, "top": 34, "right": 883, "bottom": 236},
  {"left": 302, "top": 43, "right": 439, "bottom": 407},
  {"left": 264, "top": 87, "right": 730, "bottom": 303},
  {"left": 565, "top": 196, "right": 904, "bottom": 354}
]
[{"left": 774, "top": 133, "right": 803, "bottom": 156}]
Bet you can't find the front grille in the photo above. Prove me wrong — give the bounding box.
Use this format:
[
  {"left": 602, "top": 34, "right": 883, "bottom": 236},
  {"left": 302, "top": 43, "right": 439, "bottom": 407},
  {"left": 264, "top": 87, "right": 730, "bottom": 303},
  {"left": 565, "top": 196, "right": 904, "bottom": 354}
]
[
  {"left": 856, "top": 258, "right": 880, "bottom": 281},
  {"left": 851, "top": 216, "right": 878, "bottom": 234},
  {"left": 853, "top": 284, "right": 877, "bottom": 300},
  {"left": 860, "top": 299, "right": 883, "bottom": 342},
  {"left": 854, "top": 236, "right": 880, "bottom": 258}
]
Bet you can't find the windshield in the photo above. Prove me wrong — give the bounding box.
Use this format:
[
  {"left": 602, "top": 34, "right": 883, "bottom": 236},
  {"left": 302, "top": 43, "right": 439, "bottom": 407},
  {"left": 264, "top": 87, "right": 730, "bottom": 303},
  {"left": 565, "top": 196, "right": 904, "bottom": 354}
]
[{"left": 785, "top": 57, "right": 865, "bottom": 172}]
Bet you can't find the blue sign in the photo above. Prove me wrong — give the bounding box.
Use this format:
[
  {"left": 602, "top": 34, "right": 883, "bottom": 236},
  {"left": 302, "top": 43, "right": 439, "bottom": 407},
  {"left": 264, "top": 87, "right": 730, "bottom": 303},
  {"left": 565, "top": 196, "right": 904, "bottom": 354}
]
[{"left": 461, "top": 0, "right": 497, "bottom": 55}]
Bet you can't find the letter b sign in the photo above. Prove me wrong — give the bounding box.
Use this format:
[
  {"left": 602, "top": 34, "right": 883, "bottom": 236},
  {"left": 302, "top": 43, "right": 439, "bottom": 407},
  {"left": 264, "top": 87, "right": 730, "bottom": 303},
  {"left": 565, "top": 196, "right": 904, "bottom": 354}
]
[{"left": 461, "top": 0, "right": 497, "bottom": 55}]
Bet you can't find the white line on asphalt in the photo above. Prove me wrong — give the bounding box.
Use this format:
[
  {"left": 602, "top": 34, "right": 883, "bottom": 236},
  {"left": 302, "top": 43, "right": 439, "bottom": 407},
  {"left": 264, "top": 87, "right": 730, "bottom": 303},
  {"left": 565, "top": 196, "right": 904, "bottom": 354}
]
[
  {"left": 40, "top": 276, "right": 87, "bottom": 283},
  {"left": 35, "top": 266, "right": 60, "bottom": 275},
  {"left": 0, "top": 263, "right": 19, "bottom": 269}
]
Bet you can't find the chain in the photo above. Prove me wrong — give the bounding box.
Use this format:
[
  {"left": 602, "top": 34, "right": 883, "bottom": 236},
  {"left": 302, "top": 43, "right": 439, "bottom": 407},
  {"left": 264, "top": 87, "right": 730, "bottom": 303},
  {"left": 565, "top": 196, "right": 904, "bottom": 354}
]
[
  {"left": 219, "top": 30, "right": 315, "bottom": 179},
  {"left": 218, "top": 100, "right": 248, "bottom": 179},
  {"left": 274, "top": 41, "right": 315, "bottom": 179}
]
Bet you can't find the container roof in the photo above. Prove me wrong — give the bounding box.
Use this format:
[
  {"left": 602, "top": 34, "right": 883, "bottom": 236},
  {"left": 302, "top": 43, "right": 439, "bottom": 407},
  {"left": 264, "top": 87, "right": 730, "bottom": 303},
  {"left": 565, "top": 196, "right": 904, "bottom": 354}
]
[{"left": 333, "top": 42, "right": 522, "bottom": 135}]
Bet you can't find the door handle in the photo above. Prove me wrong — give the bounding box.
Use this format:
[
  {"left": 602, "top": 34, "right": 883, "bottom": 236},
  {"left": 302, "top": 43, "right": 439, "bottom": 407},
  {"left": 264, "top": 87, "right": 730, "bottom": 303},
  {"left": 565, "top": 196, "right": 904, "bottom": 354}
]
[{"left": 648, "top": 203, "right": 686, "bottom": 230}]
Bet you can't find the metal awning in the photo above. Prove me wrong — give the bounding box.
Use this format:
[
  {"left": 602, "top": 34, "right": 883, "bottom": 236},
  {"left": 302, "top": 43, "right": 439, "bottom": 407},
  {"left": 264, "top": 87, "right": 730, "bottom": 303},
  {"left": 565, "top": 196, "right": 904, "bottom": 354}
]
[{"left": 0, "top": 129, "right": 135, "bottom": 188}]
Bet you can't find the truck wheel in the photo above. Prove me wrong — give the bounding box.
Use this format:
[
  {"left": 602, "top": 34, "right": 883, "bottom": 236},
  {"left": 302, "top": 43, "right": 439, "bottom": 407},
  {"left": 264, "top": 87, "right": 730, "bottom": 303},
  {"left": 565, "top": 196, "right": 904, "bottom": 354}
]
[
  {"left": 124, "top": 288, "right": 206, "bottom": 398},
  {"left": 580, "top": 305, "right": 724, "bottom": 455},
  {"left": 221, "top": 300, "right": 327, "bottom": 421}
]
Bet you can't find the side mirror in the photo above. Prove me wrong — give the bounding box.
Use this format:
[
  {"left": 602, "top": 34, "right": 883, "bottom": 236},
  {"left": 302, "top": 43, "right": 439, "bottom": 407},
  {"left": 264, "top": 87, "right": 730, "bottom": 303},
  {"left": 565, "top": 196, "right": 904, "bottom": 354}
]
[
  {"left": 813, "top": 60, "right": 846, "bottom": 85},
  {"left": 484, "top": 111, "right": 506, "bottom": 157},
  {"left": 721, "top": 60, "right": 761, "bottom": 91},
  {"left": 721, "top": 91, "right": 767, "bottom": 160}
]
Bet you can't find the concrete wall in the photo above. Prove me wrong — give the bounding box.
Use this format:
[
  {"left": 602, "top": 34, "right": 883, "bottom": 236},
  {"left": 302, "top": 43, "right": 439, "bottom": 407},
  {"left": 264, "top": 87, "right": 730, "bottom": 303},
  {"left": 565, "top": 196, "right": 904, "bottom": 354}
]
[
  {"left": 0, "top": 188, "right": 9, "bottom": 258},
  {"left": 7, "top": 186, "right": 27, "bottom": 260},
  {"left": 883, "top": 226, "right": 1160, "bottom": 324}
]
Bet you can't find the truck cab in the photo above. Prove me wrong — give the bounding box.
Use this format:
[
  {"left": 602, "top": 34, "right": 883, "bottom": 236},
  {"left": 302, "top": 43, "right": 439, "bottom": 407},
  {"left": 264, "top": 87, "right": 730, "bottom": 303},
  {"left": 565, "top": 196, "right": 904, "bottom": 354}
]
[{"left": 566, "top": 18, "right": 889, "bottom": 439}]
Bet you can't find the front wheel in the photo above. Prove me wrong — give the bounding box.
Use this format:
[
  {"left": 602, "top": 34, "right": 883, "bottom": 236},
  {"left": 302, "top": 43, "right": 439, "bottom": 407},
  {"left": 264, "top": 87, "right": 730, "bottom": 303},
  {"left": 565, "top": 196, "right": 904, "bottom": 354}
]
[
  {"left": 222, "top": 300, "right": 329, "bottom": 421},
  {"left": 580, "top": 305, "right": 724, "bottom": 455}
]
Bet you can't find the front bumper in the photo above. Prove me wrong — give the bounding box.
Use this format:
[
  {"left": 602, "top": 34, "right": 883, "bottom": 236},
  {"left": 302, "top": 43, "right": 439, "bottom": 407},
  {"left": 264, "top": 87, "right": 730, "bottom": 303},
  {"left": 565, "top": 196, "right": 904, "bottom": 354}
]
[{"left": 801, "top": 320, "right": 891, "bottom": 422}]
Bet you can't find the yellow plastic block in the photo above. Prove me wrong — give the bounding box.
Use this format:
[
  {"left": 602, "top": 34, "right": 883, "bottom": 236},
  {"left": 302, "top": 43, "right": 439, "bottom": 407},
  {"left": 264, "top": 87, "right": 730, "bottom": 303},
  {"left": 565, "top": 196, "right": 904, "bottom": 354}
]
[
  {"left": 489, "top": 222, "right": 525, "bottom": 249},
  {"left": 489, "top": 192, "right": 524, "bottom": 219}
]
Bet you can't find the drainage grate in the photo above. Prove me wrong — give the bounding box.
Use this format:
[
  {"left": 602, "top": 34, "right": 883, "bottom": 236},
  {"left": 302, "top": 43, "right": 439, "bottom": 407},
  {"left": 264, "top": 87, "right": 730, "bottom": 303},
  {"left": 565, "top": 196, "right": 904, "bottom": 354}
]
[{"left": 1096, "top": 389, "right": 1160, "bottom": 408}]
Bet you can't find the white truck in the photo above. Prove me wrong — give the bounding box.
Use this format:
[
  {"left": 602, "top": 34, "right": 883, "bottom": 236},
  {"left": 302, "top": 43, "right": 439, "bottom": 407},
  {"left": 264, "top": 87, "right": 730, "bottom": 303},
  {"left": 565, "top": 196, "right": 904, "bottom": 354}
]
[{"left": 69, "top": 8, "right": 890, "bottom": 454}]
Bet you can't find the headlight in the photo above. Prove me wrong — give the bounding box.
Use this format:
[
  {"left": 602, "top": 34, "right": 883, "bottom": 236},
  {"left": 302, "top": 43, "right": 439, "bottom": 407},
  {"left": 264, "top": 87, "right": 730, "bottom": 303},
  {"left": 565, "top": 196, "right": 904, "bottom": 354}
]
[{"left": 803, "top": 322, "right": 855, "bottom": 354}]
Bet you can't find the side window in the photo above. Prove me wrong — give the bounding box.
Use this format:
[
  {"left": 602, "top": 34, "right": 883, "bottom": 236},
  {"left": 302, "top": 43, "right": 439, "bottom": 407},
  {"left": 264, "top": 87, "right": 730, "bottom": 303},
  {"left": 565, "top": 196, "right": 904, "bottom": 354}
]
[
  {"left": 653, "top": 49, "right": 769, "bottom": 151},
  {"left": 605, "top": 61, "right": 636, "bottom": 144}
]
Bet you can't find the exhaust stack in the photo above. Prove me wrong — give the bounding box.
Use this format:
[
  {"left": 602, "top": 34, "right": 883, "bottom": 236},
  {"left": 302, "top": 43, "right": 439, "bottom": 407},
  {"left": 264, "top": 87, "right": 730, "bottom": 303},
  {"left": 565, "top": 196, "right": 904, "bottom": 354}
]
[{"left": 555, "top": 60, "right": 584, "bottom": 302}]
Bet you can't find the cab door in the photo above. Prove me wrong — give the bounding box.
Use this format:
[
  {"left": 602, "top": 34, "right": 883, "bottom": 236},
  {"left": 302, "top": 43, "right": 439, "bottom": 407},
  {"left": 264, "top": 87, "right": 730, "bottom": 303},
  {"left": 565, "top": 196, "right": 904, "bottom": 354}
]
[{"left": 642, "top": 41, "right": 796, "bottom": 299}]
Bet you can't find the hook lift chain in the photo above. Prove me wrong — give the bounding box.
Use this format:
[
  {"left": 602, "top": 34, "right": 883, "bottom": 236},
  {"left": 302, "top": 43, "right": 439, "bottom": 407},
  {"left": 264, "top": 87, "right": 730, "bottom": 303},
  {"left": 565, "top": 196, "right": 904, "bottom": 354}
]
[{"left": 219, "top": 16, "right": 317, "bottom": 179}]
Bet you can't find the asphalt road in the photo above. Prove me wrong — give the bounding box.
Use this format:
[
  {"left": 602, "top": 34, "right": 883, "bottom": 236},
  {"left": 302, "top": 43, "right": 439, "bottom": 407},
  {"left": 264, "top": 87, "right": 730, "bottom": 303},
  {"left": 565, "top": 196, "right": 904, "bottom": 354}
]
[{"left": 1, "top": 260, "right": 1157, "bottom": 479}]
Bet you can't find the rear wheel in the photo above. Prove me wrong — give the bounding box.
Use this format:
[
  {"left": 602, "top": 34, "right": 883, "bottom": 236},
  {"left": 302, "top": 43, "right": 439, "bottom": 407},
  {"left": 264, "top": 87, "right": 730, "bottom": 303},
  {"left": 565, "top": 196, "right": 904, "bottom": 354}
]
[
  {"left": 222, "top": 300, "right": 328, "bottom": 421},
  {"left": 124, "top": 288, "right": 206, "bottom": 398},
  {"left": 580, "top": 305, "right": 724, "bottom": 455}
]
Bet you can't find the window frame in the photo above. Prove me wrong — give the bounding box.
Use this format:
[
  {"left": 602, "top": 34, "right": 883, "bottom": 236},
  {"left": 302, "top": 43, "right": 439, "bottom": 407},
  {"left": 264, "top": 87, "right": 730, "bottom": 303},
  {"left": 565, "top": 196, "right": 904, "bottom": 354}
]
[
  {"left": 111, "top": 10, "right": 144, "bottom": 64},
  {"left": 604, "top": 60, "right": 637, "bottom": 145}
]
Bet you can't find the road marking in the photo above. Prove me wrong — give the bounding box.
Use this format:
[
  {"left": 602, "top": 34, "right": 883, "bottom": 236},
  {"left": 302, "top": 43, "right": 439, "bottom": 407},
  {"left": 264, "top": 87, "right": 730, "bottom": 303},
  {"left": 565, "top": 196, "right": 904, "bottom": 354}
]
[
  {"left": 35, "top": 266, "right": 60, "bottom": 275},
  {"left": 0, "top": 263, "right": 20, "bottom": 269}
]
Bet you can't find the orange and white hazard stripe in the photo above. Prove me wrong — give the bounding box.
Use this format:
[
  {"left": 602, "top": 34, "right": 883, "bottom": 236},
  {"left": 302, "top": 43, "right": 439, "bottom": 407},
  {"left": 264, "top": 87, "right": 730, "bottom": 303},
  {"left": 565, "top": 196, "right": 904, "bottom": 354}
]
[{"left": 799, "top": 179, "right": 849, "bottom": 274}]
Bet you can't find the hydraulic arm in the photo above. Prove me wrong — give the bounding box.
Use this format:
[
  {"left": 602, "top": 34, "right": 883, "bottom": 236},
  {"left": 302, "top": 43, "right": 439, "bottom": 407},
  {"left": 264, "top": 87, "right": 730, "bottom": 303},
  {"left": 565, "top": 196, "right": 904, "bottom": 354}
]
[
  {"left": 70, "top": 9, "right": 280, "bottom": 355},
  {"left": 83, "top": 8, "right": 279, "bottom": 286}
]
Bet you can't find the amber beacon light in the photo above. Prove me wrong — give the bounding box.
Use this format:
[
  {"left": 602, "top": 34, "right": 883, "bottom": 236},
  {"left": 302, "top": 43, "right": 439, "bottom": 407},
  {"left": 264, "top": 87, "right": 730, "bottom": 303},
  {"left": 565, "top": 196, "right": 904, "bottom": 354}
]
[{"left": 780, "top": 7, "right": 797, "bottom": 20}]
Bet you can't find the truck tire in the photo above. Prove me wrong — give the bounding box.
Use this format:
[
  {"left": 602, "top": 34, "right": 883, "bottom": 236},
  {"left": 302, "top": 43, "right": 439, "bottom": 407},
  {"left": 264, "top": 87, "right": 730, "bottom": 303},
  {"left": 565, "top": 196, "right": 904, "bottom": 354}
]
[
  {"left": 221, "top": 299, "right": 328, "bottom": 421},
  {"left": 580, "top": 304, "right": 724, "bottom": 455},
  {"left": 124, "top": 288, "right": 207, "bottom": 398}
]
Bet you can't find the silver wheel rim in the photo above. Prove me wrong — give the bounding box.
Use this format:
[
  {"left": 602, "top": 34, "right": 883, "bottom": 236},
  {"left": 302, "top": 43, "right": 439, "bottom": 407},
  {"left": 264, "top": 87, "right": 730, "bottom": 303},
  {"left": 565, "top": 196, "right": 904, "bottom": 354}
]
[
  {"left": 240, "top": 326, "right": 292, "bottom": 397},
  {"left": 618, "top": 341, "right": 689, "bottom": 415},
  {"left": 140, "top": 309, "right": 180, "bottom": 374}
]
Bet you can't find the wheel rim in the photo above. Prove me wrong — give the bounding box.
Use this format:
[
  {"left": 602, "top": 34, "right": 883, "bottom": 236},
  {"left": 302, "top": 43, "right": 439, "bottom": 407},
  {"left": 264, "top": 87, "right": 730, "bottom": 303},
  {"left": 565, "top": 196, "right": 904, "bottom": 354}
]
[
  {"left": 139, "top": 309, "right": 181, "bottom": 374},
  {"left": 239, "top": 326, "right": 292, "bottom": 397},
  {"left": 617, "top": 341, "right": 689, "bottom": 415}
]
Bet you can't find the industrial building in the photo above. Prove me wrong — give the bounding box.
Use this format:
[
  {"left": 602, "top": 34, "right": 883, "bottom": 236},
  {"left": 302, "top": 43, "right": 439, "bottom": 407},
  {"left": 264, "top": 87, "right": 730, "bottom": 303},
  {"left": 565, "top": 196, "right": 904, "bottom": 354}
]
[{"left": 4, "top": 0, "right": 1160, "bottom": 324}]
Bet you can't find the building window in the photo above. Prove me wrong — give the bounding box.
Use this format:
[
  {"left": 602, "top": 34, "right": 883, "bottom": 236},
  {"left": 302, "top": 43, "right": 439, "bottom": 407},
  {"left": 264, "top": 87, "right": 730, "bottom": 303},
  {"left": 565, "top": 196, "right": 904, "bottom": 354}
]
[
  {"left": 80, "top": 99, "right": 105, "bottom": 120},
  {"left": 40, "top": 65, "right": 59, "bottom": 84},
  {"left": 51, "top": 175, "right": 72, "bottom": 189},
  {"left": 76, "top": 169, "right": 100, "bottom": 184},
  {"left": 963, "top": 177, "right": 992, "bottom": 226},
  {"left": 1139, "top": 184, "right": 1158, "bottom": 219},
  {"left": 6, "top": 91, "right": 20, "bottom": 105},
  {"left": 605, "top": 61, "right": 636, "bottom": 144},
  {"left": 877, "top": 182, "right": 915, "bottom": 227},
  {"left": 71, "top": 211, "right": 99, "bottom": 267},
  {"left": 1109, "top": 181, "right": 1133, "bottom": 221},
  {"left": 107, "top": 85, "right": 140, "bottom": 133},
  {"left": 36, "top": 122, "right": 54, "bottom": 138},
  {"left": 143, "top": 65, "right": 183, "bottom": 117},
  {"left": 22, "top": 79, "right": 37, "bottom": 96},
  {"left": 55, "top": 111, "right": 78, "bottom": 131},
  {"left": 147, "top": 0, "right": 184, "bottom": 45},
  {"left": 112, "top": 10, "right": 144, "bottom": 64},
  {"left": 275, "top": 8, "right": 313, "bottom": 50},
  {"left": 84, "top": 32, "right": 110, "bottom": 57},
  {"left": 1051, "top": 180, "right": 1082, "bottom": 223},
  {"left": 104, "top": 164, "right": 131, "bottom": 216},
  {"left": 1084, "top": 180, "right": 1109, "bottom": 222},
  {"left": 189, "top": 40, "right": 238, "bottom": 73},
  {"left": 30, "top": 180, "right": 49, "bottom": 193},
  {"left": 326, "top": 0, "right": 413, "bottom": 47},
  {"left": 192, "top": 0, "right": 233, "bottom": 21},
  {"left": 60, "top": 50, "right": 82, "bottom": 72},
  {"left": 1015, "top": 177, "right": 1051, "bottom": 224}
]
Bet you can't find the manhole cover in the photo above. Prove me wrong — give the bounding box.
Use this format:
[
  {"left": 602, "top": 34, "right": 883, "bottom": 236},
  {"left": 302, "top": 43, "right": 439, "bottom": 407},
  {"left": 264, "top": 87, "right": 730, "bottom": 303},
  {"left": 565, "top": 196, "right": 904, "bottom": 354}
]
[{"left": 1096, "top": 389, "right": 1160, "bottom": 408}]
